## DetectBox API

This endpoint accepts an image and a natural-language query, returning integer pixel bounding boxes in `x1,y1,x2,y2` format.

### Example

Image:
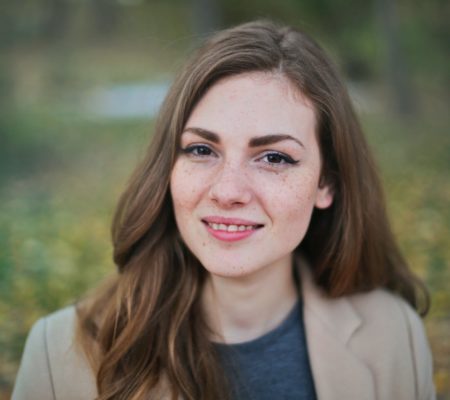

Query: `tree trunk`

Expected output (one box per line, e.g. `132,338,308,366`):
375,0,417,116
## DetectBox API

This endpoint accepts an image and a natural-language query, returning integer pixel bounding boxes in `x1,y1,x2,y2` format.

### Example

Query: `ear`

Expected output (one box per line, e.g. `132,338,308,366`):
314,180,334,209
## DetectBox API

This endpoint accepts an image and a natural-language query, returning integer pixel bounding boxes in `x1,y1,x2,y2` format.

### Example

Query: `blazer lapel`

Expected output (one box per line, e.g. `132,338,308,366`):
299,262,376,400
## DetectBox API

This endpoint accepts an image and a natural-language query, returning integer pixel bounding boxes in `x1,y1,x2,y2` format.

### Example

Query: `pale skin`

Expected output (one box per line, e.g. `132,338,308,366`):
170,72,333,344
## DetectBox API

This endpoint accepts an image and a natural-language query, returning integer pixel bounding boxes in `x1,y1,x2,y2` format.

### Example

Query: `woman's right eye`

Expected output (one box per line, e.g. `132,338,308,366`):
181,144,215,157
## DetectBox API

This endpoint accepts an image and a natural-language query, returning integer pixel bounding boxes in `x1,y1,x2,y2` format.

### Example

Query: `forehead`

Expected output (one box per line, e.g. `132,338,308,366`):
184,72,317,144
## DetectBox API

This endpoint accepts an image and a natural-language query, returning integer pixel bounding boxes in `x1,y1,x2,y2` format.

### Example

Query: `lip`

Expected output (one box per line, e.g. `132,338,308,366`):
201,216,264,242
202,216,263,225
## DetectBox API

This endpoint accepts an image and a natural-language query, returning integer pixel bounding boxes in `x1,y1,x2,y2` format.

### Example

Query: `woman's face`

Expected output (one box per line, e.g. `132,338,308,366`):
170,72,333,279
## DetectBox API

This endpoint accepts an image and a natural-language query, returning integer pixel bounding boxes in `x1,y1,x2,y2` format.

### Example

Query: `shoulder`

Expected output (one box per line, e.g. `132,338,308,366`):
348,287,422,330
348,288,429,347
347,289,435,400
12,306,97,400
35,306,77,346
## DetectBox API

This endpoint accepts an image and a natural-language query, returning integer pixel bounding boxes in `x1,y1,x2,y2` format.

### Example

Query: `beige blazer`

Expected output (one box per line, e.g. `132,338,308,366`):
12,266,435,400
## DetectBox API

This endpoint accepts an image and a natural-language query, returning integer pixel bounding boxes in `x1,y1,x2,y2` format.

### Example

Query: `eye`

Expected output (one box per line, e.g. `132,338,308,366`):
181,144,216,158
258,151,299,166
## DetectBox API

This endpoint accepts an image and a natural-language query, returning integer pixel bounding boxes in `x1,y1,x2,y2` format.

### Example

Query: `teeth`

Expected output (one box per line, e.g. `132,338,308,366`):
207,222,258,232
228,225,238,232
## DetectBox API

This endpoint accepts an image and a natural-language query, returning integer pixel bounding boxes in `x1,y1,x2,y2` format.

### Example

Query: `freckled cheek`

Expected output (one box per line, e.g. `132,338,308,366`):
170,165,208,210
264,174,319,222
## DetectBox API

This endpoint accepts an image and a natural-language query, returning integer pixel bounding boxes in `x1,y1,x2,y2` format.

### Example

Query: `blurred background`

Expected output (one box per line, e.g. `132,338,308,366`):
0,0,449,398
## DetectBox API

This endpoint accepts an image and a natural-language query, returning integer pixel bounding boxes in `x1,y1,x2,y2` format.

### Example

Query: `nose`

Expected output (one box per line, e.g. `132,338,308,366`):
208,162,253,208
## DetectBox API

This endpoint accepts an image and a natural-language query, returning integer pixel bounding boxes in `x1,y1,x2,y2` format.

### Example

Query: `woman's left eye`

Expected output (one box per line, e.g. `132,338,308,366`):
258,152,299,165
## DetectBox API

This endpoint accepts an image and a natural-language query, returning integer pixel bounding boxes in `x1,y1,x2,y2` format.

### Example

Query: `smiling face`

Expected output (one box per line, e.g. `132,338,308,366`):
170,72,333,279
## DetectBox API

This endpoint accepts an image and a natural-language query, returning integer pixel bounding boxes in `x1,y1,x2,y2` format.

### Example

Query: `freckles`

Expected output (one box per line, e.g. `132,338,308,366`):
172,164,207,207
181,165,193,175
174,186,197,208
293,183,314,203
270,173,318,219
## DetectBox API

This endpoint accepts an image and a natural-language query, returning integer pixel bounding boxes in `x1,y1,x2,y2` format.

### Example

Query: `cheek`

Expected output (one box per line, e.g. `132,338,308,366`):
170,162,206,211
263,171,320,223
170,164,191,211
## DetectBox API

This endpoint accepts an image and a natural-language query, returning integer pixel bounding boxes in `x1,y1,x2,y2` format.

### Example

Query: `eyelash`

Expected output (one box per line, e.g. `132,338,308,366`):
181,144,215,157
180,144,299,166
257,151,299,165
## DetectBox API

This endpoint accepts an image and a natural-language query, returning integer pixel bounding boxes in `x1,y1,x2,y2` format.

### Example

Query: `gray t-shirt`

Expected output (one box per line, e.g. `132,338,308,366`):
214,300,316,400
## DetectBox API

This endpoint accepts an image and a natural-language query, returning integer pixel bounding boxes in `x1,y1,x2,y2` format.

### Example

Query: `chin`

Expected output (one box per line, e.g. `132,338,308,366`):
199,259,259,279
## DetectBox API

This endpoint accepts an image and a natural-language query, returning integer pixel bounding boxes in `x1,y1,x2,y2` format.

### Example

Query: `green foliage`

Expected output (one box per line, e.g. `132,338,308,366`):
0,109,153,394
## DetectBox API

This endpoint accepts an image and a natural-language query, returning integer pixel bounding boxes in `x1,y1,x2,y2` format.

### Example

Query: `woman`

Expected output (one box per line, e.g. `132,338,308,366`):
13,20,434,400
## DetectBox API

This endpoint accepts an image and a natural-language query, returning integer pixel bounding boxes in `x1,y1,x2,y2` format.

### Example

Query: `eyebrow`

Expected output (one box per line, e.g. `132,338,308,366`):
249,134,304,148
182,127,305,148
183,127,220,143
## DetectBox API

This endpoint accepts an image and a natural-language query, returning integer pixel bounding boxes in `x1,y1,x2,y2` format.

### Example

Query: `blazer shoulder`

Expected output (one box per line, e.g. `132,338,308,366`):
349,286,407,310
45,305,78,328
348,289,435,400
43,306,79,357
348,289,428,339
12,306,97,400
396,297,436,400
348,288,428,352
12,315,56,400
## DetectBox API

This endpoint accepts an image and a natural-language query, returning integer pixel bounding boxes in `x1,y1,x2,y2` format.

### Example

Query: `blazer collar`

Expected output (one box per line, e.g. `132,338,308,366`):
297,256,376,400
299,260,361,345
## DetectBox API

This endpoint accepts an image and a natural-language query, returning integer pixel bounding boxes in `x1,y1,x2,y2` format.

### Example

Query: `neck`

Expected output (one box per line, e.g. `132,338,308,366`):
202,255,298,344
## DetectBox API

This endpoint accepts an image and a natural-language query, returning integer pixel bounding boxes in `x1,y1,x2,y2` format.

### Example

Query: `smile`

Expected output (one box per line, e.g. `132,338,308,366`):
201,217,264,242
206,222,257,232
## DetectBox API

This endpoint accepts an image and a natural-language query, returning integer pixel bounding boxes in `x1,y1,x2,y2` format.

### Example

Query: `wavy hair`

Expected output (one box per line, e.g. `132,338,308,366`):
77,20,429,400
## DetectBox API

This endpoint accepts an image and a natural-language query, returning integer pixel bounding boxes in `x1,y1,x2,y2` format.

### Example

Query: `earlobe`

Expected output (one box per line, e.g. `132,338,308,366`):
315,184,334,209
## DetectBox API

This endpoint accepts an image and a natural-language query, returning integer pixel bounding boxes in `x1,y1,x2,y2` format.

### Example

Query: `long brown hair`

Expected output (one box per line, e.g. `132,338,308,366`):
77,20,429,400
